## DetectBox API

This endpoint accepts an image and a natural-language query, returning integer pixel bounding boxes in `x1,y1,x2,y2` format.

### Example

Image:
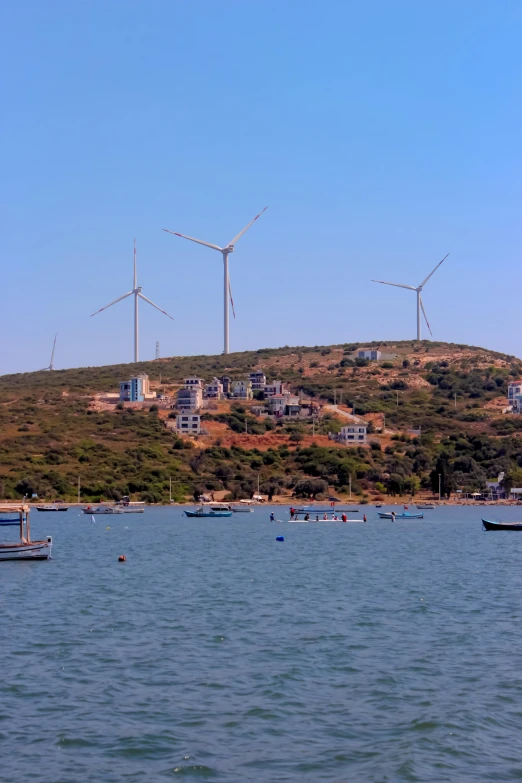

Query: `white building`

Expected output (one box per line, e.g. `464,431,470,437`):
249,371,266,391
358,350,382,361
267,393,300,416
232,380,253,399
119,373,154,402
265,380,286,397
184,377,205,390
508,381,522,412
204,378,223,399
337,423,367,444
176,414,201,434
176,386,203,411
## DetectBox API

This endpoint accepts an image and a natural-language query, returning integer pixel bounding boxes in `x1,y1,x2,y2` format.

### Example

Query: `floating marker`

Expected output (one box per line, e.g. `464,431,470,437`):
276,536,284,542
118,555,126,562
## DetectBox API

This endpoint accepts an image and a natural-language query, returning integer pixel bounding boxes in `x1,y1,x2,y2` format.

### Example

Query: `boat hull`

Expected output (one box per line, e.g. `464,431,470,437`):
379,512,424,519
482,519,522,531
0,537,52,561
82,507,144,515
185,511,233,518
36,507,68,512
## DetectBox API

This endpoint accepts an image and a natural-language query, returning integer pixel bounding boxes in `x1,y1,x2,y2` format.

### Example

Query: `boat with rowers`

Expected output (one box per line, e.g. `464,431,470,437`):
0,503,52,561
378,511,424,519
185,504,233,518
482,519,522,531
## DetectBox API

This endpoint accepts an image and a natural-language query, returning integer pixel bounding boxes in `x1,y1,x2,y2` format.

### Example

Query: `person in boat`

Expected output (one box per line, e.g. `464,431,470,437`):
304,513,310,521
333,514,338,520
270,512,275,522
315,515,319,522
363,514,367,523
289,507,295,519
342,513,347,522
323,513,328,520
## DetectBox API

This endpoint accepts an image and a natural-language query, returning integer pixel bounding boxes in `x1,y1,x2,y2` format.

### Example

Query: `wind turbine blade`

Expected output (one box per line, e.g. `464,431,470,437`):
420,253,449,287
228,206,268,246
228,276,236,319
138,292,174,320
50,334,57,366
162,229,222,252
90,291,133,317
420,296,433,336
371,280,416,291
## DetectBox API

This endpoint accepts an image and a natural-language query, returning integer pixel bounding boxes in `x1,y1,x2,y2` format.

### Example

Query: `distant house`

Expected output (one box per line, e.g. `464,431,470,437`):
486,472,505,499
176,386,202,412
204,378,223,399
119,373,153,402
265,380,286,397
184,376,205,390
176,414,201,435
508,381,522,412
358,350,382,361
267,394,300,417
335,422,367,444
220,376,232,396
249,371,266,391
232,380,253,399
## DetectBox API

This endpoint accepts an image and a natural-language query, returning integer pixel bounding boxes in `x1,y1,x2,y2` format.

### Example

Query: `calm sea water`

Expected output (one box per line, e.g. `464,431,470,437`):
2,504,522,782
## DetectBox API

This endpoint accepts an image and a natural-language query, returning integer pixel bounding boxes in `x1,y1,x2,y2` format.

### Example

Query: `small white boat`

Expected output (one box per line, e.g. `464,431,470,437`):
231,506,254,513
0,503,52,561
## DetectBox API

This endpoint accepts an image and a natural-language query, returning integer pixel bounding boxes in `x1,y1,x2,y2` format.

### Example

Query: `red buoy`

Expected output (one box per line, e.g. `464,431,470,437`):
118,555,126,562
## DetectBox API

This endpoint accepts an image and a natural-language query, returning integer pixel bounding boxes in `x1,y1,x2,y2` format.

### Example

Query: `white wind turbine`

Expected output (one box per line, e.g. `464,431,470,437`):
371,254,449,340
91,240,174,363
40,334,57,371
163,206,267,354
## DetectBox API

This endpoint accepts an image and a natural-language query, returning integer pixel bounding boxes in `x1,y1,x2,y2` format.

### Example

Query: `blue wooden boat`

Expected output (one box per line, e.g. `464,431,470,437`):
0,518,22,526
185,505,233,518
482,518,522,531
378,511,424,519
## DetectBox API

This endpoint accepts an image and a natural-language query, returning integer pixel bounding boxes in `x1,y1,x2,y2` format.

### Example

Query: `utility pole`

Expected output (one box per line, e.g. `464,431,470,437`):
454,392,457,408
396,390,399,407
169,476,172,503
339,390,342,406
383,414,385,432
438,473,442,501
334,389,337,405
156,341,160,360
77,476,80,504
349,475,352,500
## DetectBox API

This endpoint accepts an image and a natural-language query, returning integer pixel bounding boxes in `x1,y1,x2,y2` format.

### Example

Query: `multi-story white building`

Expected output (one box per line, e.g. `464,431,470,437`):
119,373,154,402
508,381,522,412
176,414,201,434
232,380,253,399
267,393,300,416
337,424,367,443
249,371,266,391
204,378,224,399
264,380,286,397
184,377,205,390
176,386,203,412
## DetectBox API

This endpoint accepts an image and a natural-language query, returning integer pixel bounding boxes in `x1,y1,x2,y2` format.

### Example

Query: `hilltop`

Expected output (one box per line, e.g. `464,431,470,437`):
1,340,522,503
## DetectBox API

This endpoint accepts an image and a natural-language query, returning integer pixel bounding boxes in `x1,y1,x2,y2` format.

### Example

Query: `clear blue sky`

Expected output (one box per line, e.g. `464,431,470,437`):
1,0,520,373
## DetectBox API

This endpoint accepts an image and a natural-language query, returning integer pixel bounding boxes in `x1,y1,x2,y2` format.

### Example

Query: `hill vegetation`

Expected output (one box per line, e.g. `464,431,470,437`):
1,340,522,503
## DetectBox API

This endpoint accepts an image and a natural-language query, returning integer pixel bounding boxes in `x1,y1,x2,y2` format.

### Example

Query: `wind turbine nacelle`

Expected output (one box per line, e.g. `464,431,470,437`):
224,245,235,254
136,286,142,293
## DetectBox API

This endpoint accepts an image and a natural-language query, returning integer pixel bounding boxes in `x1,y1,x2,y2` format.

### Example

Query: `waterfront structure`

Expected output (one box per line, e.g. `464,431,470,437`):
91,239,174,363
204,378,224,399
176,414,201,434
371,253,449,340
232,380,253,399
358,349,381,361
119,373,153,402
249,371,266,391
508,381,522,412
163,207,268,354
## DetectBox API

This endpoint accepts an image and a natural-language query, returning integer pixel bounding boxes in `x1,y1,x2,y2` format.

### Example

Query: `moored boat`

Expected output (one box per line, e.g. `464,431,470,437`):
185,504,233,518
416,504,435,510
378,511,424,519
482,518,522,531
82,505,144,515
0,503,52,561
36,504,69,512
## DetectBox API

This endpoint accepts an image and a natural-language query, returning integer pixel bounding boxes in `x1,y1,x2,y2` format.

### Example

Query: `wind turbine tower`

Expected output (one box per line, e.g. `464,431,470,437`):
163,207,267,354
371,254,449,340
91,240,174,363
40,334,57,371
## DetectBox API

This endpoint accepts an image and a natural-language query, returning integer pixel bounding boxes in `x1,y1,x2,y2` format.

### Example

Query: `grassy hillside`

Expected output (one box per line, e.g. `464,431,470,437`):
1,340,522,503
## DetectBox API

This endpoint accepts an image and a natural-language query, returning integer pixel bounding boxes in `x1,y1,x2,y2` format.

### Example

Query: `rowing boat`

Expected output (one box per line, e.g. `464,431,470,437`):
482,519,522,531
